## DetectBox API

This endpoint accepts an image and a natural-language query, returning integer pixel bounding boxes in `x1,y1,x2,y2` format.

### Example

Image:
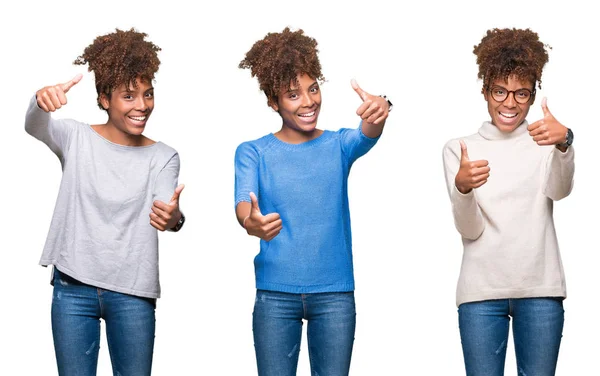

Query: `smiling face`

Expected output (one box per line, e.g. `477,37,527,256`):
270,73,322,142
99,77,154,144
484,75,535,132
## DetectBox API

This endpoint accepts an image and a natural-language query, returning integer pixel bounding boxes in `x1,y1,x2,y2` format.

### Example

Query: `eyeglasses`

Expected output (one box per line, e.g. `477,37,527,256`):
487,85,535,104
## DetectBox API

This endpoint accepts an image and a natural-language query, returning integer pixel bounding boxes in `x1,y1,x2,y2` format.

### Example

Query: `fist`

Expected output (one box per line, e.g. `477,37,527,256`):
36,74,83,112
352,79,390,125
527,98,568,147
244,192,283,242
455,140,490,194
150,184,185,231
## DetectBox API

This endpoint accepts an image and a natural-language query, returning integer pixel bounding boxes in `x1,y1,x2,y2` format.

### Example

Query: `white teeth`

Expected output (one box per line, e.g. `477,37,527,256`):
500,112,517,118
298,111,315,117
129,116,146,121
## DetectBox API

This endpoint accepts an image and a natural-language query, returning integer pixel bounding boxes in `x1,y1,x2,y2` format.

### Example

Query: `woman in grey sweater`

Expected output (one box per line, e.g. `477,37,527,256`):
26,28,184,376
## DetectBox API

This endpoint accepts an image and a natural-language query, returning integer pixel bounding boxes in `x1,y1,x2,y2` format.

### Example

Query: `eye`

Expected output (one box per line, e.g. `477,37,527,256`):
310,86,319,93
145,91,154,99
123,94,133,100
288,93,298,100
492,88,506,96
515,90,529,98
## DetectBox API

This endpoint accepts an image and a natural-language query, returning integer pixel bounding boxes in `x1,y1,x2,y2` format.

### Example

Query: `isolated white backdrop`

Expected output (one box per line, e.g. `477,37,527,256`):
0,0,597,374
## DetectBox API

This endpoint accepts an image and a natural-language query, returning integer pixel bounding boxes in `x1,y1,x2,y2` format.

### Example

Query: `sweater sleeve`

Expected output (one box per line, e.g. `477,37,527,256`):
153,153,180,204
24,94,76,165
542,146,574,201
442,140,485,240
234,141,260,207
339,122,380,166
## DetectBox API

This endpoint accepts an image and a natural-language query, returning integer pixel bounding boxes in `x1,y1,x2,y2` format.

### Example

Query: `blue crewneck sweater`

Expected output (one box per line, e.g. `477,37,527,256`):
234,125,378,293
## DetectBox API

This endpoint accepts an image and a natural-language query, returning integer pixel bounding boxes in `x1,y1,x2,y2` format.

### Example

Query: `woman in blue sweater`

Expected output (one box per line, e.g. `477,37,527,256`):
234,27,391,376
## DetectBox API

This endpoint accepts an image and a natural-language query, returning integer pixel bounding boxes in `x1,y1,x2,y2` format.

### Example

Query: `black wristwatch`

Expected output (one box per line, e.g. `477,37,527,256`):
380,95,393,112
169,213,185,232
558,128,573,148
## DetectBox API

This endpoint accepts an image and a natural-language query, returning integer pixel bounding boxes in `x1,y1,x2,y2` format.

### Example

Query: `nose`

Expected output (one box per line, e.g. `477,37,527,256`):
503,92,517,108
135,96,149,112
301,93,315,107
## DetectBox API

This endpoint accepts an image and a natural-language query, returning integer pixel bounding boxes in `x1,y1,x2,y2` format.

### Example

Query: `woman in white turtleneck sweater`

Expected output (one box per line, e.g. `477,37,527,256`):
442,28,574,376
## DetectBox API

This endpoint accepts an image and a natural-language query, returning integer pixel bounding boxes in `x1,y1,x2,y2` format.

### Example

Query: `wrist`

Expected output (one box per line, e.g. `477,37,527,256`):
557,128,573,149
555,144,568,153
169,212,185,232
455,183,472,195
379,95,393,112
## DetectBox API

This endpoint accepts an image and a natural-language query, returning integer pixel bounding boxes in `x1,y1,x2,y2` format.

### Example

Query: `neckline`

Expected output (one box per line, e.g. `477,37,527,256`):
478,120,529,140
266,130,330,150
87,124,158,149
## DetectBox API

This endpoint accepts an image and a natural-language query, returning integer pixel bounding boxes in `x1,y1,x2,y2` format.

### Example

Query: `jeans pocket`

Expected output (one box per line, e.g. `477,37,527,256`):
53,267,84,287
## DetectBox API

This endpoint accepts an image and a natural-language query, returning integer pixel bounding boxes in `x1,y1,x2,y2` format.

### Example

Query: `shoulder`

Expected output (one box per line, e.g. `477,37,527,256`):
235,134,272,156
443,131,481,152
334,125,358,137
442,138,460,154
153,141,179,162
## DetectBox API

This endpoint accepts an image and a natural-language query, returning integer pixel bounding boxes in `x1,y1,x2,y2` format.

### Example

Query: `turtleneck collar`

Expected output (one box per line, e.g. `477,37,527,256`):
478,120,529,140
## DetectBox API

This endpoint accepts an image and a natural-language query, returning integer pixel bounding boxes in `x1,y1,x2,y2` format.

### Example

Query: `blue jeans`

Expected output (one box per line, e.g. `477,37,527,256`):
253,289,356,376
459,298,564,376
51,268,156,376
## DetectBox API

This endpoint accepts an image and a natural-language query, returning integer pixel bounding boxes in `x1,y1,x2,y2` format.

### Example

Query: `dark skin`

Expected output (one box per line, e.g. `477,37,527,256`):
235,76,390,240
455,78,569,195
36,74,183,231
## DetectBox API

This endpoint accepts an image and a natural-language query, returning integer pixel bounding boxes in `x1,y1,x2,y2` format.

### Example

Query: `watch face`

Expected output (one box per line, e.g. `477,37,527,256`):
560,129,573,148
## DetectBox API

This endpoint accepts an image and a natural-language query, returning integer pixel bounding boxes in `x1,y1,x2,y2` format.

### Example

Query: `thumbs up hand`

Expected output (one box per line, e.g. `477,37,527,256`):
36,74,83,112
150,184,185,231
454,140,490,194
352,79,390,126
243,192,282,241
527,98,569,148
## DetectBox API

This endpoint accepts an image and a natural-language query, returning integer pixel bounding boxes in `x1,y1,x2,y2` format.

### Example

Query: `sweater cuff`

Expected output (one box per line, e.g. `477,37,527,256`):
358,121,381,141
27,94,50,119
452,184,476,201
553,144,574,160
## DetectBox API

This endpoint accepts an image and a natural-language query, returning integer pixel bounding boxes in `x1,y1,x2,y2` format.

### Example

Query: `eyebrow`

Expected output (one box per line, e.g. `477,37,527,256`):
285,81,318,93
492,85,532,91
118,86,154,94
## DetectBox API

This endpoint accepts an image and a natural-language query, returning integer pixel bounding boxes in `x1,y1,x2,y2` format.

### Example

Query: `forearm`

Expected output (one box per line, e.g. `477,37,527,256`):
361,119,385,138
543,146,575,201
450,186,485,240
236,202,251,228
443,143,484,240
25,95,51,139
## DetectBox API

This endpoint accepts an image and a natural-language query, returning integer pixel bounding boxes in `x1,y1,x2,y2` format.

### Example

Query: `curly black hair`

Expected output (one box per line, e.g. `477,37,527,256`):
474,28,550,90
74,28,161,110
239,27,325,106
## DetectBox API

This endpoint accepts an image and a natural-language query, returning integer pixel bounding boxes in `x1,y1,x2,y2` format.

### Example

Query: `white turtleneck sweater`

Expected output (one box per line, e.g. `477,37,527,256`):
442,121,574,307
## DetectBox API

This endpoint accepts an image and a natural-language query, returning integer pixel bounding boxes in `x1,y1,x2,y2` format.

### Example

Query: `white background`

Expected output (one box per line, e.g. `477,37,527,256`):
1,0,597,374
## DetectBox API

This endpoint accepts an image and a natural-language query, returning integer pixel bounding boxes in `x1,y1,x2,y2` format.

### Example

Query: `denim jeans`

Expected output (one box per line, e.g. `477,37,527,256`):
253,289,356,376
458,297,564,376
51,267,156,376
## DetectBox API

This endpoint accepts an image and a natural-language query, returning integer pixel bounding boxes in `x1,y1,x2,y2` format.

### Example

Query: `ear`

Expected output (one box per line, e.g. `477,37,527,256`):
99,93,110,110
268,97,279,112
482,87,489,102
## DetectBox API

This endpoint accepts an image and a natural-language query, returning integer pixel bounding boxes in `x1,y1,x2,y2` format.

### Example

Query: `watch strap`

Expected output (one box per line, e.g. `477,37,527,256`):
558,128,573,148
380,95,393,112
170,213,185,232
